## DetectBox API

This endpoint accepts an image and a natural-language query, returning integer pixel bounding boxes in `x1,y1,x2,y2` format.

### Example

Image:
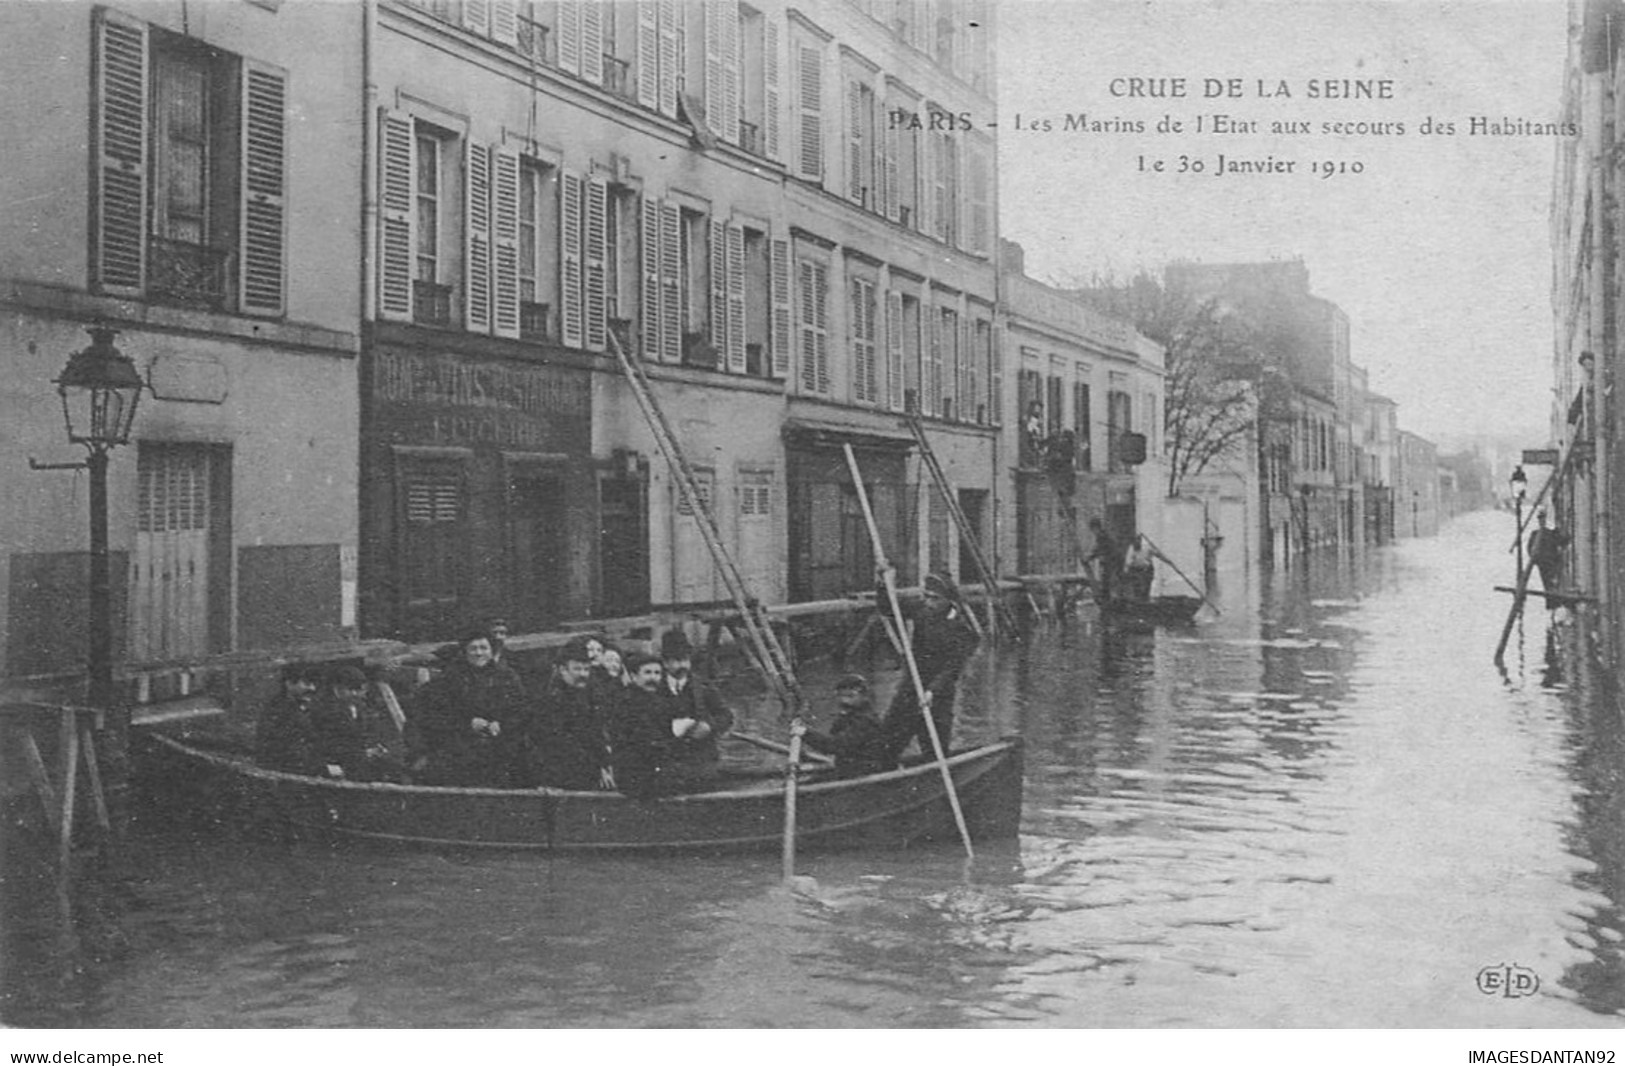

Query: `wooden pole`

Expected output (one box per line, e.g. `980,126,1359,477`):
1141,533,1222,615
843,444,974,859
781,731,803,880
1494,553,1541,666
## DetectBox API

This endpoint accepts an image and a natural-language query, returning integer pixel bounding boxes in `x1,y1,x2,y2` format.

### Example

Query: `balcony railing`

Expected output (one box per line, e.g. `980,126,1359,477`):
148,237,232,309
738,120,761,155
413,280,453,326
602,55,633,99
521,300,551,341
517,18,552,66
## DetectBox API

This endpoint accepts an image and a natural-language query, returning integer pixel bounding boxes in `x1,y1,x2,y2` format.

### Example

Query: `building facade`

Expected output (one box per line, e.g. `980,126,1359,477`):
0,1,362,690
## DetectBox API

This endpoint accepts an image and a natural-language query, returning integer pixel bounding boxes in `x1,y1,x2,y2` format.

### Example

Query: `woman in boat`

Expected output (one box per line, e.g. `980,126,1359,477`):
409,629,531,787
878,572,980,764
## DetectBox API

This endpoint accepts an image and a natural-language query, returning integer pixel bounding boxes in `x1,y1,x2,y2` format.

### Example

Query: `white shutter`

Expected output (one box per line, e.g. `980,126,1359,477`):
990,324,1004,425
709,217,728,359
558,0,581,75
769,236,791,379
637,1,659,109
928,306,944,416
886,290,904,411
658,0,679,119
581,0,604,85
461,0,491,37
560,171,584,348
763,17,781,161
463,140,493,333
933,130,949,241
725,223,746,373
798,260,817,394
794,42,822,182
490,0,519,47
846,79,864,204
918,120,935,238
239,60,287,316
491,146,520,339
722,1,740,146
659,200,682,363
93,8,148,296
968,138,990,256
641,196,662,359
704,3,725,140
378,108,416,322
584,175,608,350
851,278,877,405
814,262,830,394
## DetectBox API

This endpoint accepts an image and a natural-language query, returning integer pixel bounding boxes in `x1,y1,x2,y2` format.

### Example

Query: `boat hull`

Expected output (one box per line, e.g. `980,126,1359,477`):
138,732,1024,854
1100,595,1204,627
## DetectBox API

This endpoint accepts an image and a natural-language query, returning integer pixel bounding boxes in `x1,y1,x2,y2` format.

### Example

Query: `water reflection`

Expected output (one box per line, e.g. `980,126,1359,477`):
11,511,1625,1026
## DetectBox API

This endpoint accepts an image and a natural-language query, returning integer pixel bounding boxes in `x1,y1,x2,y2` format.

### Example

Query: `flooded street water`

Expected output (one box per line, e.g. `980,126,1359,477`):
9,509,1625,1028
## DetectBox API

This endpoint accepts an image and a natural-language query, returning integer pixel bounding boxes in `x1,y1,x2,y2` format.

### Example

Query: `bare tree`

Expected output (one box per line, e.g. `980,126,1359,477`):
1071,269,1292,497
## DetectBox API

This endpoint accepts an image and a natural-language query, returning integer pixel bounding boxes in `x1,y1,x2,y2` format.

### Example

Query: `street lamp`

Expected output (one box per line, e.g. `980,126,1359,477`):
1510,465,1528,579
43,326,144,822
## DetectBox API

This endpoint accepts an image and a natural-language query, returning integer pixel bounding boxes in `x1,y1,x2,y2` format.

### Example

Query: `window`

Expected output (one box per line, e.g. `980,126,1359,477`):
414,130,452,325
797,257,830,395
743,227,770,375
641,196,683,363
892,97,920,228
91,11,286,315
900,293,922,412
740,6,778,158
846,77,877,207
791,35,824,182
1046,371,1064,437
399,457,467,626
850,275,879,404
519,160,559,339
932,307,957,419
931,127,959,244
679,206,711,364
1073,377,1092,471
606,183,637,348
977,319,998,425
1108,388,1134,473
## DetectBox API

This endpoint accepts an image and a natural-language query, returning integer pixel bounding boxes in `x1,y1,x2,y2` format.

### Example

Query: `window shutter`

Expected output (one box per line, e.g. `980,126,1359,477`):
814,262,830,394
725,222,746,373
886,290,903,411
659,199,682,363
377,108,416,322
722,2,740,146
991,325,1004,426
560,171,584,348
637,1,659,108
709,217,728,359
918,119,935,238
558,0,582,76
640,195,661,359
798,260,816,393
852,278,877,405
769,236,791,379
461,0,491,38
763,17,781,161
658,0,679,118
968,139,989,256
239,60,287,316
490,0,519,47
92,8,148,296
584,175,608,350
581,1,604,85
463,140,493,333
962,315,976,422
928,307,944,416
847,80,864,204
933,130,949,241
491,145,521,339
795,43,822,182
879,94,897,220
704,3,725,141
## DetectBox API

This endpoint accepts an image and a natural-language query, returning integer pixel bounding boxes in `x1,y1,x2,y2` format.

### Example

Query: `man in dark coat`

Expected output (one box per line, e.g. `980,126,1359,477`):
607,651,675,798
658,629,735,791
411,629,531,787
529,637,615,790
1528,510,1570,609
795,673,889,777
255,662,323,774
309,664,409,782
1086,517,1125,602
878,572,980,764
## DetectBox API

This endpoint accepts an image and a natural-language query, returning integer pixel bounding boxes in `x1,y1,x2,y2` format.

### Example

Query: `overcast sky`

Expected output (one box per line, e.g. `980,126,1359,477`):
996,0,1569,447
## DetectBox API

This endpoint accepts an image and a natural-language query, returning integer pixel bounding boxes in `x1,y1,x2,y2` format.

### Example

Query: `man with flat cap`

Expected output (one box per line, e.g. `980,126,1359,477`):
794,673,889,777
879,571,980,764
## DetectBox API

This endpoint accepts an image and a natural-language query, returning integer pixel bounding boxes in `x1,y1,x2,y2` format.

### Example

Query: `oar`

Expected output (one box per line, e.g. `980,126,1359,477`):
1142,533,1222,615
729,731,834,766
782,728,803,880
842,443,974,859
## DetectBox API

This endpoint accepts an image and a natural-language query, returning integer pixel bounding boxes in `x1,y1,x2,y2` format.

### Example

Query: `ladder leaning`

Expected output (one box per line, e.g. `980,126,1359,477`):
605,331,806,719
903,412,1019,638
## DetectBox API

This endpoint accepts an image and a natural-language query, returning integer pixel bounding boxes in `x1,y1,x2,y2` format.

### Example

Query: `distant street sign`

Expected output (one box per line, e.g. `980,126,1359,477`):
1522,449,1559,465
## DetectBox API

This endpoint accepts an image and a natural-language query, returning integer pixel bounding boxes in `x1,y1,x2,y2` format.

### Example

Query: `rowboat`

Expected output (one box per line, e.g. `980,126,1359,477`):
1099,594,1205,627
136,731,1024,853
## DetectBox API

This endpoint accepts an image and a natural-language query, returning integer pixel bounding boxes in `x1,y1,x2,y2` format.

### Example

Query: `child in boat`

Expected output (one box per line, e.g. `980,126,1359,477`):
793,673,889,777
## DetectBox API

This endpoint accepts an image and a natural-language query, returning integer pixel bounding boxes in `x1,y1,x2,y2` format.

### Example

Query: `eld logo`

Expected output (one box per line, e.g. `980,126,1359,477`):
1476,963,1540,998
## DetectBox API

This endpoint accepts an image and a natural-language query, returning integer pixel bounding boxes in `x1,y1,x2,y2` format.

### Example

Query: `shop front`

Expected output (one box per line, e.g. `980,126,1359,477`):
784,423,915,603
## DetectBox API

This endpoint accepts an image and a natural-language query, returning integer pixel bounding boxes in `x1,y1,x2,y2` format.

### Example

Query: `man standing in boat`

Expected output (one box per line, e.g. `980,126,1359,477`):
878,572,980,765
1123,534,1156,603
1086,517,1125,602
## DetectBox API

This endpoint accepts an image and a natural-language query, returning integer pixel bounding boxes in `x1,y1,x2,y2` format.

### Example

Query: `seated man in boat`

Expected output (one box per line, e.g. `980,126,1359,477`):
310,665,409,782
528,637,615,791
255,662,323,774
792,673,889,778
878,572,981,765
658,629,735,790
409,629,531,787
609,645,732,798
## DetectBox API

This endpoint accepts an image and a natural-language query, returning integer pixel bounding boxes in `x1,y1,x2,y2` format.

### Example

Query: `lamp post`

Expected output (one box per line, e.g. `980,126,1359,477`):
1510,465,1528,580
45,326,144,833
1412,490,1419,537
